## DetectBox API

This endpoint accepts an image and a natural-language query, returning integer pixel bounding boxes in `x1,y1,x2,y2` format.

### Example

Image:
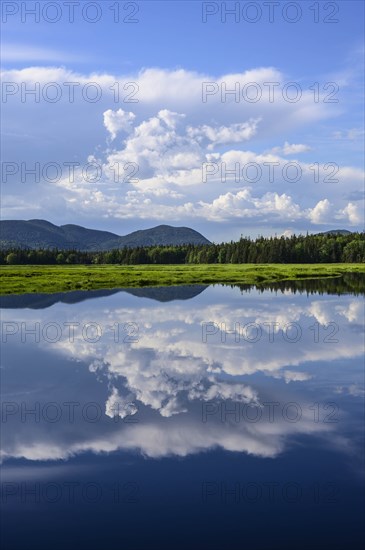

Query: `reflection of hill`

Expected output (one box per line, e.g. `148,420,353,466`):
0,289,120,309
0,285,209,309
124,285,208,302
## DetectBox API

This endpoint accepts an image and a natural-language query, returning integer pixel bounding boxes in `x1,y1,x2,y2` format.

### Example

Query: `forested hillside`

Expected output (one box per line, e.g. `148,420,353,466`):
1,232,364,264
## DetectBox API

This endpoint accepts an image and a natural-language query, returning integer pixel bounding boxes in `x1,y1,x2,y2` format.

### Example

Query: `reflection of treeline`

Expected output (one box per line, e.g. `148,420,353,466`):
230,272,365,296
1,232,364,265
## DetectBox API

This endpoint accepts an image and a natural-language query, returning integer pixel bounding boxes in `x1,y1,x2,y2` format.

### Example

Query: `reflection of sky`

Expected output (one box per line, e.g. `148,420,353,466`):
1,285,364,466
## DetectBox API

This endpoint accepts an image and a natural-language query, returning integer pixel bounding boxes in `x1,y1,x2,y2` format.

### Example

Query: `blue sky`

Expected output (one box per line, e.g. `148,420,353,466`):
1,0,364,241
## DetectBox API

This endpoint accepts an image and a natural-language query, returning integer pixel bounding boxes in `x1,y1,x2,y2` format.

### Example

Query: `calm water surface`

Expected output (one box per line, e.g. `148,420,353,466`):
1,280,364,549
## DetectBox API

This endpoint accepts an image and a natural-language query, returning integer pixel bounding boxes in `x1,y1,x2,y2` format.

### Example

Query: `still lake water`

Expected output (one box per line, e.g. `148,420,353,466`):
1,279,364,549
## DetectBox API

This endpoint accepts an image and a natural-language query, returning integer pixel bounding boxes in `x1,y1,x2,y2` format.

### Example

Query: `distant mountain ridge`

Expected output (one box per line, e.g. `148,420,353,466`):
0,219,211,250
318,229,352,236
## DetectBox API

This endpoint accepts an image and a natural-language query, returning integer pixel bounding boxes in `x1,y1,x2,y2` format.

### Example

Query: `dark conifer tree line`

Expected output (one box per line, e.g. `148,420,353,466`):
1,232,364,265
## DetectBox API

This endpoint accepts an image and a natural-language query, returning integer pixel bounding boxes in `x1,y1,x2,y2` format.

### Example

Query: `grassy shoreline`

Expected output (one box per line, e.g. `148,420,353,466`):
0,264,364,295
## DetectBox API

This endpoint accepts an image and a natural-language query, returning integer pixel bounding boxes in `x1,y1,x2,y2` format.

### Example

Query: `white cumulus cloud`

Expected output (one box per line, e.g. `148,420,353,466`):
103,108,136,140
